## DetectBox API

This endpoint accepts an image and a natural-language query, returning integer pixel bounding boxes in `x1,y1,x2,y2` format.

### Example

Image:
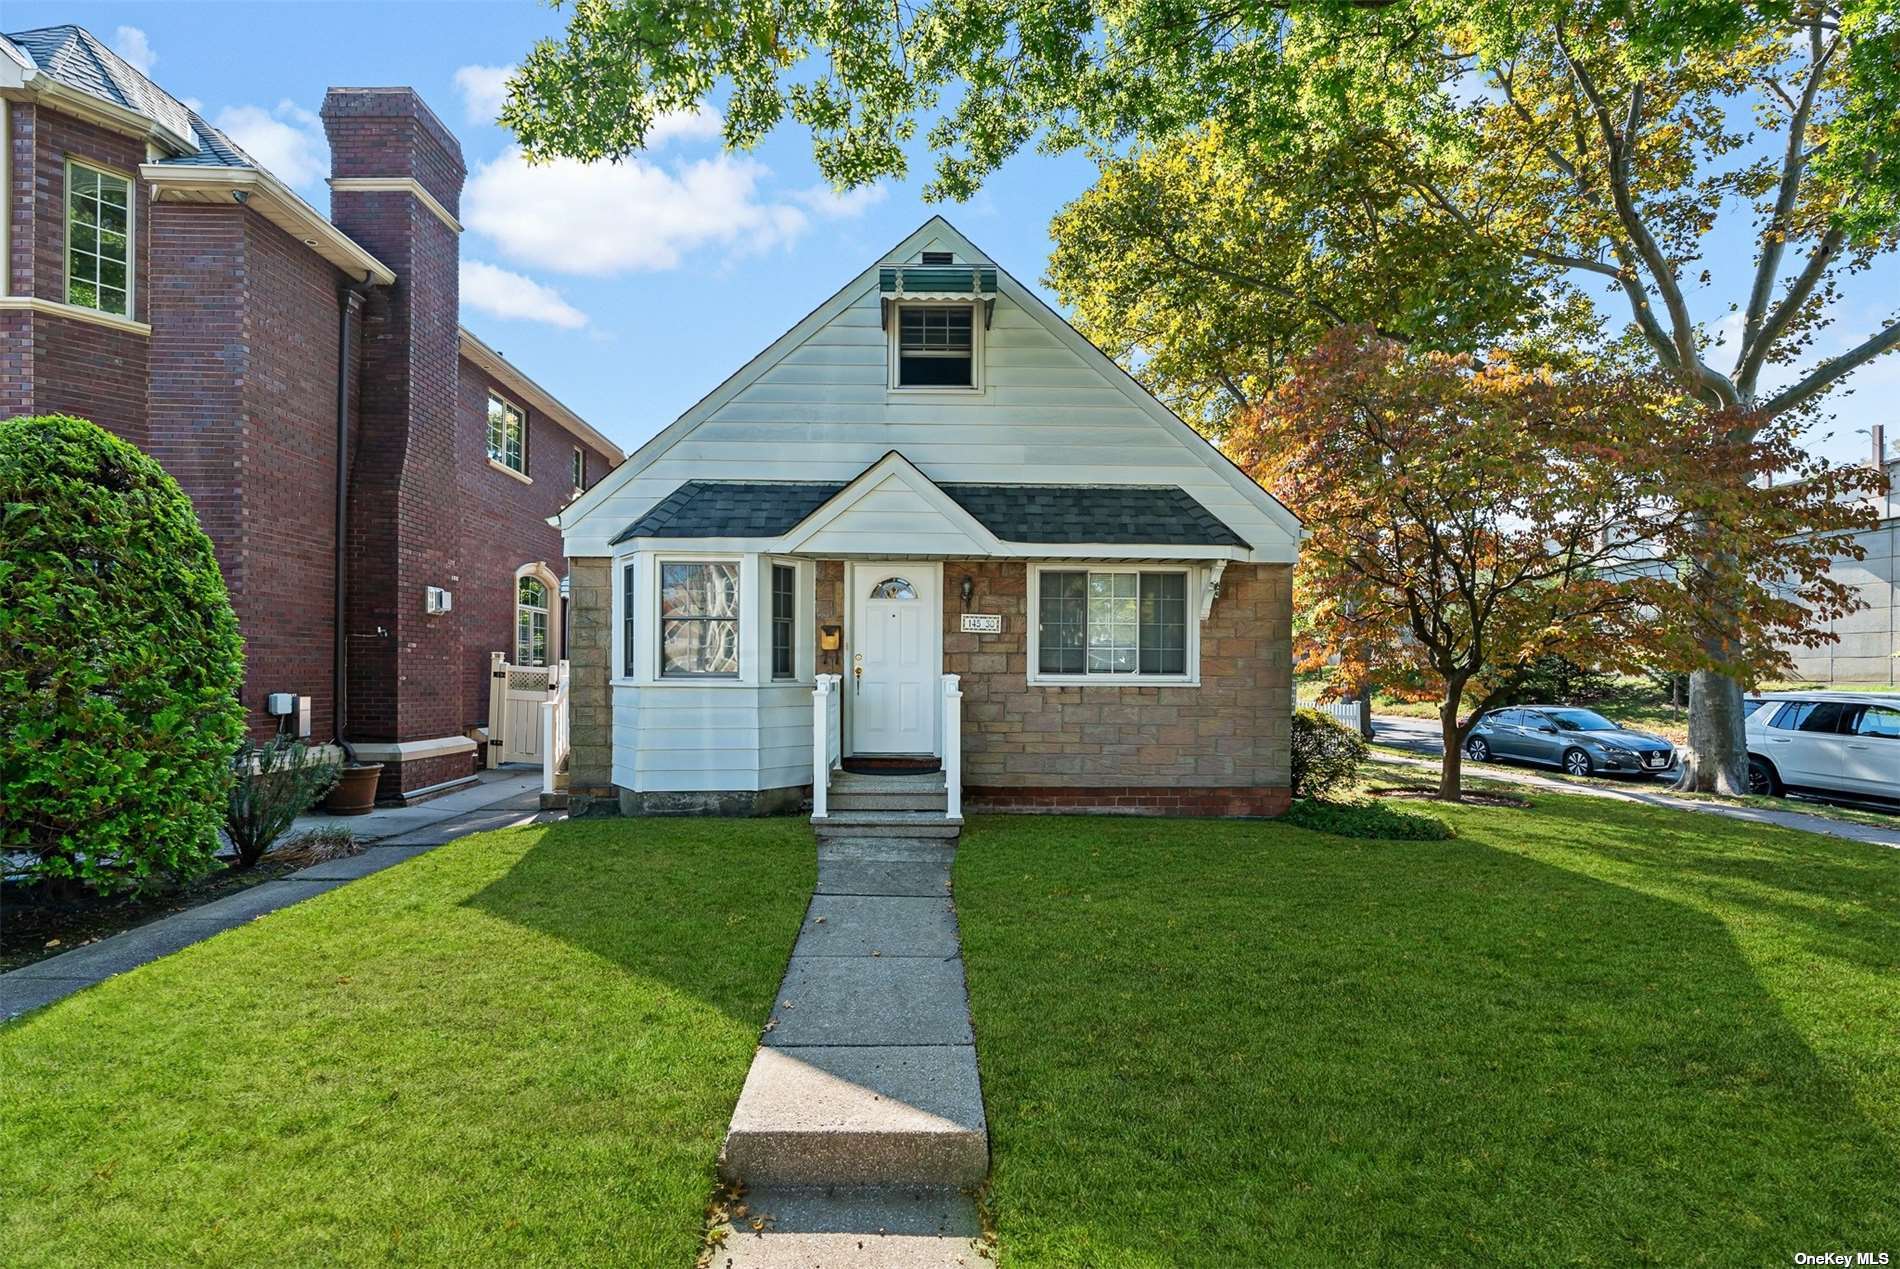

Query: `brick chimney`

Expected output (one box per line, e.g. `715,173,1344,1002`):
320,88,468,796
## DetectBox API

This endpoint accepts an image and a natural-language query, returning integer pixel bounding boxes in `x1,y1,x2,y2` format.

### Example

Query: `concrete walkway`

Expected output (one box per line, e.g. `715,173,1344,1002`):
2,769,551,1020
1369,717,1900,849
711,836,988,1268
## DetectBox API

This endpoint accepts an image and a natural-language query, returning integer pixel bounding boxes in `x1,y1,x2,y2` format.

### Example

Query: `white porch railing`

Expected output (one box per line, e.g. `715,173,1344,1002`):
541,658,570,796
942,673,963,821
811,674,843,817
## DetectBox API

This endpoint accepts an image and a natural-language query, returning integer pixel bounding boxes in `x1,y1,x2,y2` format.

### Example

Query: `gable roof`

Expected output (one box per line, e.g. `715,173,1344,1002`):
555,216,1302,557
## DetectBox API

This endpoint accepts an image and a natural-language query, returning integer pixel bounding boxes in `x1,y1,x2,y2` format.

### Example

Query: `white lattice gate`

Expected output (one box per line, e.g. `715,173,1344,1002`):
488,652,558,766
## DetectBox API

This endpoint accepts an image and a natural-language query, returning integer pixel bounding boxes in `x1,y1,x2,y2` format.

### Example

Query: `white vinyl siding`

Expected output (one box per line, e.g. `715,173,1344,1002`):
563,259,1295,560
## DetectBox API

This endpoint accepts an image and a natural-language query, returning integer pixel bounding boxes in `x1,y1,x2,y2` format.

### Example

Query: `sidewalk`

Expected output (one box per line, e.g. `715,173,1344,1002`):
3,768,552,1020
1368,745,1900,850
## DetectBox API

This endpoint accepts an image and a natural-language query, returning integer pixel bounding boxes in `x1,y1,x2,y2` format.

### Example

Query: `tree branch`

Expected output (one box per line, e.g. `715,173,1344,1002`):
1759,317,1900,418
1738,28,1839,388
1740,226,1844,396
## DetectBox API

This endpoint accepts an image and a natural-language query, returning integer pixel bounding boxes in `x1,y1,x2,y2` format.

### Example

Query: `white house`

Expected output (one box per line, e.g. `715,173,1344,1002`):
555,217,1300,818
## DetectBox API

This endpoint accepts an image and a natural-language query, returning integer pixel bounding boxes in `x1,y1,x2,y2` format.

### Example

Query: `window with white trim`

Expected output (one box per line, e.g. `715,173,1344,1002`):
1036,569,1189,678
895,305,974,388
658,560,740,677
487,393,526,473
771,564,796,679
516,575,550,666
67,161,132,317
571,446,586,491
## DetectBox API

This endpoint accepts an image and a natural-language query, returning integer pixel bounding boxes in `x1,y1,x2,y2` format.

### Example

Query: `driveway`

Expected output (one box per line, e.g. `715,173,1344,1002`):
1369,715,1900,849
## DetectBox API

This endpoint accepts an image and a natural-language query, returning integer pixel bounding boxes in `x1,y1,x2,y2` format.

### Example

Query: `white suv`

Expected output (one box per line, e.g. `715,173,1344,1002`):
1745,691,1900,802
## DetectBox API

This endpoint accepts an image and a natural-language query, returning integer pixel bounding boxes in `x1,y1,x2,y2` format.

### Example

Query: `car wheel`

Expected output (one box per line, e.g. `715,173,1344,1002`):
1562,748,1593,777
1465,737,1491,762
1747,756,1783,797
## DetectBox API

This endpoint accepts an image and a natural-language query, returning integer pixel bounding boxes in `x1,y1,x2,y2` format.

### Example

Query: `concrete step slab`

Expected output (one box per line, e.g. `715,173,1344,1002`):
767,957,973,1047
814,813,960,841
795,896,958,958
829,791,950,812
711,1187,984,1267
817,838,956,862
816,857,952,898
722,1047,987,1186
830,774,947,793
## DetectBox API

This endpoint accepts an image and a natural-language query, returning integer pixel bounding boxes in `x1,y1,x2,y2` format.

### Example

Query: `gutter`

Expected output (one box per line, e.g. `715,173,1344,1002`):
334,284,369,761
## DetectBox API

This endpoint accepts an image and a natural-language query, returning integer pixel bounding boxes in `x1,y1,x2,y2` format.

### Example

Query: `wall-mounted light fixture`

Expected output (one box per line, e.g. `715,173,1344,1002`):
960,575,975,610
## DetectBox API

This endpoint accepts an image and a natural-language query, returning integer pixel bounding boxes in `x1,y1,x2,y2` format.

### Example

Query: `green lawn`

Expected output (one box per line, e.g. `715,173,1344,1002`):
956,798,1900,1266
0,818,813,1268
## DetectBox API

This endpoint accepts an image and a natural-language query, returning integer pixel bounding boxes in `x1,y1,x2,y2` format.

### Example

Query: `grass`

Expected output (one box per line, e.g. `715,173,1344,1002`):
0,818,813,1268
955,797,1900,1266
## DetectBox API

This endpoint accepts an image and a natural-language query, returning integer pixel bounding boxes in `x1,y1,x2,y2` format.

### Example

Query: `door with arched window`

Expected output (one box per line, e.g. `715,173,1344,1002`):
850,563,939,755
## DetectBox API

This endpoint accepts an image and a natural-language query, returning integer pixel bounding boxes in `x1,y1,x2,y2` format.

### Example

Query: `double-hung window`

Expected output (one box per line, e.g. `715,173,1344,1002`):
67,162,132,317
487,393,526,474
658,561,740,677
896,305,974,388
771,564,797,680
1036,569,1189,680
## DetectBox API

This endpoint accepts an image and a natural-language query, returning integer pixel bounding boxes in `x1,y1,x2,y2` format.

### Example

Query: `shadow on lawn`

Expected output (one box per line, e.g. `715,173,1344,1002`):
957,812,1900,1265
457,818,814,1029
1525,797,1900,976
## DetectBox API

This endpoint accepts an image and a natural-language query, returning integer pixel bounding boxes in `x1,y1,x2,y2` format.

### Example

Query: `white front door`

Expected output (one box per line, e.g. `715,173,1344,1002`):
850,565,939,755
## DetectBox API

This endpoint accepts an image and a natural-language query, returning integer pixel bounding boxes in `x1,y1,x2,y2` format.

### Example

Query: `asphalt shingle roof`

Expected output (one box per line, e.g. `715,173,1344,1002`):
942,484,1249,547
612,479,1250,548
4,25,256,170
612,481,847,543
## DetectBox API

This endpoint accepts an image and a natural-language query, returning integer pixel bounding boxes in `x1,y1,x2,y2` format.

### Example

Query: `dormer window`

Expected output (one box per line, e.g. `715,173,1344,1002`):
896,306,974,388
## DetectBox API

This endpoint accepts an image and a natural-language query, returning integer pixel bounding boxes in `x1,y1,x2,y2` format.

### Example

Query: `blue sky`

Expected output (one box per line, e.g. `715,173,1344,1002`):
12,3,1896,467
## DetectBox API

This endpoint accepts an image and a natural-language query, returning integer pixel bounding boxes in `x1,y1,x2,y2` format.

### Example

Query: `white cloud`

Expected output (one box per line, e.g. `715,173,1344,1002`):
460,260,590,330
465,147,808,274
213,100,327,190
111,26,157,75
453,64,514,125
647,105,724,146
794,182,888,218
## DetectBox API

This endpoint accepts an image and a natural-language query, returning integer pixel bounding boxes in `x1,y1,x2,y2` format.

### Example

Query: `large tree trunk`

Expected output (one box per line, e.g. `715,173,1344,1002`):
1677,668,1750,793
1438,699,1464,801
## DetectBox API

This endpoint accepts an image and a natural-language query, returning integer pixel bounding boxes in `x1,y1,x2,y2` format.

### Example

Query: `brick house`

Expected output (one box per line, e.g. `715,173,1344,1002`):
555,218,1298,819
1,25,622,802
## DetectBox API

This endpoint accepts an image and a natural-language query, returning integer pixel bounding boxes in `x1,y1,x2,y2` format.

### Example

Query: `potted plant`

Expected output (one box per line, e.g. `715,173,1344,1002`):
324,758,384,816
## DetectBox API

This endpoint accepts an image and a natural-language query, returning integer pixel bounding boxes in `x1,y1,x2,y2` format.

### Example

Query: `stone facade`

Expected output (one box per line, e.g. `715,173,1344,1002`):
566,556,1294,817
565,556,616,814
947,561,1292,815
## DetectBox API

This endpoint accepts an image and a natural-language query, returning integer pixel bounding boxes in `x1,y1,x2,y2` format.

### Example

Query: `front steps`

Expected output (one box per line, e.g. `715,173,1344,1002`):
814,771,960,841
714,833,987,1265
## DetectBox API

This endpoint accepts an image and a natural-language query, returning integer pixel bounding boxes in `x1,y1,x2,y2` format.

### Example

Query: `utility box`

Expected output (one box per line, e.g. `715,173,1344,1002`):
426,586,453,615
265,693,313,738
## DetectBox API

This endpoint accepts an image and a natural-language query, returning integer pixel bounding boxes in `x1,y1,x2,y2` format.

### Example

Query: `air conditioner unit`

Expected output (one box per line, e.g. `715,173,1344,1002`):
425,586,453,615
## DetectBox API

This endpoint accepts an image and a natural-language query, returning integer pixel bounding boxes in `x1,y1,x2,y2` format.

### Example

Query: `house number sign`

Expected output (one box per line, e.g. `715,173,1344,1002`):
961,614,1003,634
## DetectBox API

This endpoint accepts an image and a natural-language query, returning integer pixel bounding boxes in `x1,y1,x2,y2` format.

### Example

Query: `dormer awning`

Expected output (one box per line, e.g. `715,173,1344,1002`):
879,264,998,329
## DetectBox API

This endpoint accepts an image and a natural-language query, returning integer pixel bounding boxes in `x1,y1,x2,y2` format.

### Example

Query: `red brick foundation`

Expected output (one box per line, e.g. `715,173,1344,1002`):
965,784,1292,817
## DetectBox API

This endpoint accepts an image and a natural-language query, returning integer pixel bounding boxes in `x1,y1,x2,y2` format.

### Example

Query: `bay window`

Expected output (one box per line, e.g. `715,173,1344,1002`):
1034,568,1191,681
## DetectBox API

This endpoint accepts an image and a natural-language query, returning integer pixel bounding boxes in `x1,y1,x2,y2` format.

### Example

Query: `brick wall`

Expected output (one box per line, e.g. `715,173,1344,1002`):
454,359,618,730
948,560,1293,815
322,87,469,795
5,102,150,442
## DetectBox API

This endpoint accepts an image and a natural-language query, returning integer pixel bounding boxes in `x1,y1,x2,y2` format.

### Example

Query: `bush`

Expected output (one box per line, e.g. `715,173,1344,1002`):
227,738,341,867
1283,798,1455,841
0,415,246,893
1290,708,1368,800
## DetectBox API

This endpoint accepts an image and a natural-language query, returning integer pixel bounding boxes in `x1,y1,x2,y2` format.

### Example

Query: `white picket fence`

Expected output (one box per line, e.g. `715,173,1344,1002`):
1296,691,1368,734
